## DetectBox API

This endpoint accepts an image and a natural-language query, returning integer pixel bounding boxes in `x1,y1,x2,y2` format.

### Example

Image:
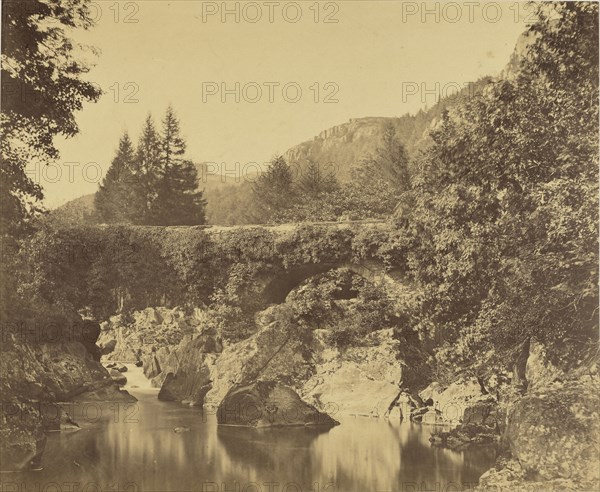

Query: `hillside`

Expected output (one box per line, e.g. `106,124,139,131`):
283,79,492,183
53,73,499,226
48,193,97,225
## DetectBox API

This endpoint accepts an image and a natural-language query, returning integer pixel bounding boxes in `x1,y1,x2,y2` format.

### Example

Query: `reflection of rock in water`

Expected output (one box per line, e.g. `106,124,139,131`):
397,429,497,490
217,425,329,473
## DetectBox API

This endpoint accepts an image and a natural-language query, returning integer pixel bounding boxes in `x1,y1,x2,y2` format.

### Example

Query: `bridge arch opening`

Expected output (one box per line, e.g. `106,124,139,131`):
261,262,402,305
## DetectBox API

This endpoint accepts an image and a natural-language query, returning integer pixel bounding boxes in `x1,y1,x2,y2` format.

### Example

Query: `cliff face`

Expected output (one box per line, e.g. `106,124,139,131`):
283,116,430,182
282,77,492,183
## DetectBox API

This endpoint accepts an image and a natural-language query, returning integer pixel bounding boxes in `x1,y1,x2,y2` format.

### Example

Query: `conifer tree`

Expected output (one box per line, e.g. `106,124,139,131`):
152,107,206,225
252,156,295,219
132,115,162,223
297,159,339,199
95,132,136,223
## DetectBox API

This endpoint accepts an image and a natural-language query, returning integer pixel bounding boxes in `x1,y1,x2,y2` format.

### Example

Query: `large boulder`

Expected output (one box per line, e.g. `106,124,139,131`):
151,346,182,388
506,379,600,482
99,339,117,356
143,353,162,379
109,369,127,386
217,381,339,428
157,335,216,405
0,334,135,403
204,306,312,407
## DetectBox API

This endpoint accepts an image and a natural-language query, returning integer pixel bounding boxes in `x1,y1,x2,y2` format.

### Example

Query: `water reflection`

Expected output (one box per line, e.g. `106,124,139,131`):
6,390,496,492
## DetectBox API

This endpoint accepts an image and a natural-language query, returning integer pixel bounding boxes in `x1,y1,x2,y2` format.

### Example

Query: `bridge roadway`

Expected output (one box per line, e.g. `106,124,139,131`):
167,219,390,234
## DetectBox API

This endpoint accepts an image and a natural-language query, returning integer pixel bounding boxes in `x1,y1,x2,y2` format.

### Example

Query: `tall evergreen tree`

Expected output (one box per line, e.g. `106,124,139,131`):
297,159,339,199
363,123,411,192
252,156,295,219
95,132,136,223
161,105,186,169
151,107,206,225
132,115,162,224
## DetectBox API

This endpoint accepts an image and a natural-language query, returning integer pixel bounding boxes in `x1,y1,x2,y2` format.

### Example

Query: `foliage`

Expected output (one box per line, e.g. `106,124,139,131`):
286,268,402,349
251,156,295,221
95,133,136,223
95,107,207,226
272,128,411,223
18,223,404,322
1,0,102,236
397,2,599,383
296,159,339,199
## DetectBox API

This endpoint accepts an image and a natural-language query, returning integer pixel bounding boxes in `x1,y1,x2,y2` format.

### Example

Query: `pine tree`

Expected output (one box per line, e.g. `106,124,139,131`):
161,105,186,169
151,107,206,225
95,132,136,223
364,123,411,192
132,115,162,224
252,156,295,218
297,159,339,199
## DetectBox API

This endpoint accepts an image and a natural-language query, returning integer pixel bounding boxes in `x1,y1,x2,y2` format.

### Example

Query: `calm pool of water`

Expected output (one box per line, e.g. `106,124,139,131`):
4,370,496,492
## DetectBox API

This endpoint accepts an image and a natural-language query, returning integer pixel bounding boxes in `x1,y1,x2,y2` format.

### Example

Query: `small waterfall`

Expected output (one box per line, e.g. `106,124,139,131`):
122,363,156,391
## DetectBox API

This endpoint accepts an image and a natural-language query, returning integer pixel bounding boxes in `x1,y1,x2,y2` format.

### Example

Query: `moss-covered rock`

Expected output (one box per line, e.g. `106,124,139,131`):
506,379,599,482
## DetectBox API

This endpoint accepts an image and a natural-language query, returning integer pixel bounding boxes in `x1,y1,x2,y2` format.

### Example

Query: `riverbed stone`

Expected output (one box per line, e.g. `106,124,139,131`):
204,306,312,407
418,379,490,425
506,379,600,482
300,329,403,418
217,381,339,428
109,369,127,386
98,307,197,369
99,339,117,356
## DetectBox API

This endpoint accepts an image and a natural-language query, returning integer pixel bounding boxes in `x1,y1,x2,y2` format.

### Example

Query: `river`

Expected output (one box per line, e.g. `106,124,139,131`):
5,365,496,492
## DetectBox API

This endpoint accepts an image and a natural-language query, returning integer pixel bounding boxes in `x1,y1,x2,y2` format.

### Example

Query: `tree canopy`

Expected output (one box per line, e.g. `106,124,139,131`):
397,1,598,387
1,0,102,236
95,107,207,226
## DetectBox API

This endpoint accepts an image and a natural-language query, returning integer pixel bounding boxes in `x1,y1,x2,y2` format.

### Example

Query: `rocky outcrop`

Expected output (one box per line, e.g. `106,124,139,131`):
98,306,199,365
109,369,127,386
506,378,599,483
417,379,495,426
159,304,413,421
300,329,403,418
99,339,117,356
0,326,134,472
157,334,218,405
204,305,313,407
430,423,500,450
0,333,134,403
417,378,502,451
217,381,339,428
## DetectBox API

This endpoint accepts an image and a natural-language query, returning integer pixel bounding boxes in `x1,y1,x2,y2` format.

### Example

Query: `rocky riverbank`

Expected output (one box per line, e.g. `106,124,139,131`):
96,302,599,491
0,321,135,472
97,307,205,387
150,304,417,423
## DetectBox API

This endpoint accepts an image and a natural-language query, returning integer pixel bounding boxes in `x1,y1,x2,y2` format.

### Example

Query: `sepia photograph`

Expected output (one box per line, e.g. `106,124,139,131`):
0,1,598,491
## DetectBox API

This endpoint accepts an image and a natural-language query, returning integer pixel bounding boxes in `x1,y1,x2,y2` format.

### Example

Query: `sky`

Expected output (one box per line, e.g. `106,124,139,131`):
35,0,528,208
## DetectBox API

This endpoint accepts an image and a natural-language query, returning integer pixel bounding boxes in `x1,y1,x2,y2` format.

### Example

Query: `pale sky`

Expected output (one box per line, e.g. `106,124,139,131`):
35,0,528,208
